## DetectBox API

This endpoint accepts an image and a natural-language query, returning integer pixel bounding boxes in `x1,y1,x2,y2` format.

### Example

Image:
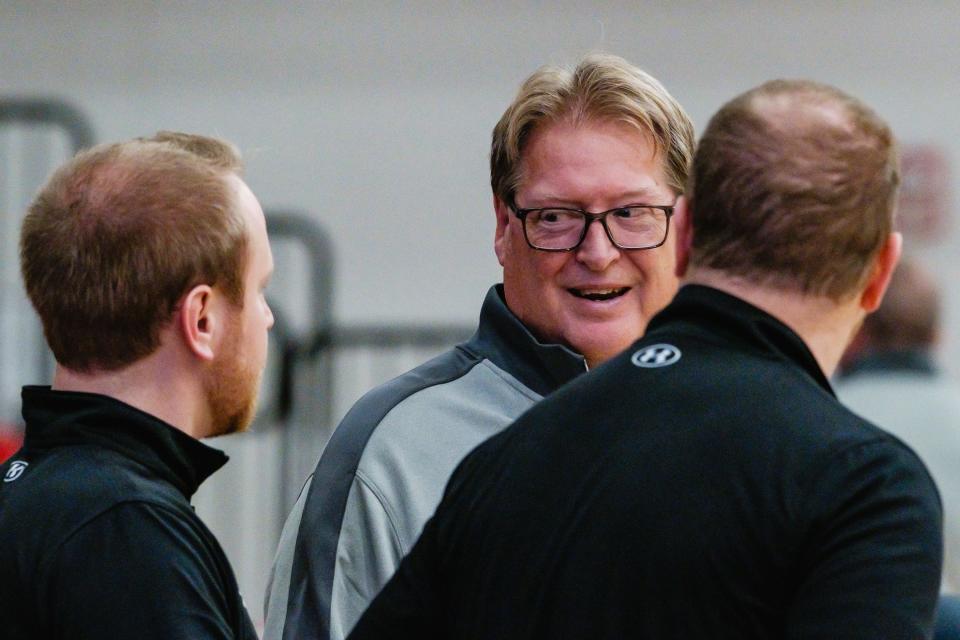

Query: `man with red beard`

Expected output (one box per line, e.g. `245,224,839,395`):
0,132,273,639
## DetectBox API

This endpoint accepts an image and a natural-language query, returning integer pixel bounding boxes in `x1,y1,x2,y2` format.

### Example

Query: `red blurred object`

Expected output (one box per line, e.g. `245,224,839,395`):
0,423,23,463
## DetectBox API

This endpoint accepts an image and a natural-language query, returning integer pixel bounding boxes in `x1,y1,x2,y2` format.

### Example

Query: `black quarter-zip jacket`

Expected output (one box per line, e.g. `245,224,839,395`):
349,285,944,640
0,387,257,639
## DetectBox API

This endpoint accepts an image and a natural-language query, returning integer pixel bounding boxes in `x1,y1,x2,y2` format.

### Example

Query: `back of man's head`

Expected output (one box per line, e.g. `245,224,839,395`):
863,257,940,351
687,79,899,300
490,52,695,205
20,132,246,373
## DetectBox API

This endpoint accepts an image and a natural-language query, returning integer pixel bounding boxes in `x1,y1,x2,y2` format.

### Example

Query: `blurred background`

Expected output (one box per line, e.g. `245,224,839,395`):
1,1,957,629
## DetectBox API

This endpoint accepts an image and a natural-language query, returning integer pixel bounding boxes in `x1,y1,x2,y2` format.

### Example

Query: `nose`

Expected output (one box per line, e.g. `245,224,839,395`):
575,219,620,271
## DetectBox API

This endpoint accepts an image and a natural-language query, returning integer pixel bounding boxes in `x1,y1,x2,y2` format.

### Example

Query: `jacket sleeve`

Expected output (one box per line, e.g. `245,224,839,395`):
346,513,445,640
43,501,254,640
329,473,406,638
786,440,943,639
346,440,498,640
263,472,405,640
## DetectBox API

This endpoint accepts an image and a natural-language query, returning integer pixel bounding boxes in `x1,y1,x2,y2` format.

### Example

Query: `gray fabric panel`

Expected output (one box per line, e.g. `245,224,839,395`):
271,286,587,640
263,475,313,640
327,476,404,639
355,359,541,549
276,346,480,640
328,360,543,636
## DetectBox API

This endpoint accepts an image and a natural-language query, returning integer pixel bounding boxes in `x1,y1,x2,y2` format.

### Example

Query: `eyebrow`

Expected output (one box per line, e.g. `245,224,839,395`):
524,189,672,208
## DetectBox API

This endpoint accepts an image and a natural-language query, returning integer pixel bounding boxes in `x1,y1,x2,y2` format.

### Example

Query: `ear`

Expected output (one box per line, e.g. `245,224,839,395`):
672,195,693,278
493,195,511,267
178,284,220,362
859,232,902,313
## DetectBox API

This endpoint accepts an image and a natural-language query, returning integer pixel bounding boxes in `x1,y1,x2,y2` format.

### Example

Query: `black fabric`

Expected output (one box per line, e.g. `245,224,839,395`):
936,596,960,640
468,285,588,397
349,285,944,640
0,387,257,640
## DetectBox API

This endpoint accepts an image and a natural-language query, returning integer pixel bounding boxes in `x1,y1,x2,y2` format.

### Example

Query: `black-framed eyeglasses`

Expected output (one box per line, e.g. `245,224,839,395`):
510,204,674,252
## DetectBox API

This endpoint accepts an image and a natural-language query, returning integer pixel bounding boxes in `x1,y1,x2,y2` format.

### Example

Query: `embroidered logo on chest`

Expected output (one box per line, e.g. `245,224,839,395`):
3,460,28,483
631,344,682,368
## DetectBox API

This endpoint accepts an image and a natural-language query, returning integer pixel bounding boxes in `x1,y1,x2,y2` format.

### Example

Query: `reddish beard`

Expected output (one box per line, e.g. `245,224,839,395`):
203,319,261,437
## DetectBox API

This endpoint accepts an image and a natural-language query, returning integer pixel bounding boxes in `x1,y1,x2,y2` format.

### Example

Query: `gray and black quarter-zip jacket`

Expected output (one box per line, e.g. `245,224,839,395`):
263,285,588,640
0,386,257,640
349,285,943,640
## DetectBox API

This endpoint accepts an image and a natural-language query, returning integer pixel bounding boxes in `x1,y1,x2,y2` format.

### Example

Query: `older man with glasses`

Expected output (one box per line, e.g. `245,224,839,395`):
263,53,694,640
349,78,943,640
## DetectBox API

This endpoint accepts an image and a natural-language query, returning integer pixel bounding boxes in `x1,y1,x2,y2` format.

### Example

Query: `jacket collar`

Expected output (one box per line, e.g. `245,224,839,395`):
647,285,833,395
464,285,588,397
20,386,228,498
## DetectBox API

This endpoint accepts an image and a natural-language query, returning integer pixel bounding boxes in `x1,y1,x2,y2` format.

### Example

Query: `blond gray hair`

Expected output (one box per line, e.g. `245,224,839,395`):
490,52,695,205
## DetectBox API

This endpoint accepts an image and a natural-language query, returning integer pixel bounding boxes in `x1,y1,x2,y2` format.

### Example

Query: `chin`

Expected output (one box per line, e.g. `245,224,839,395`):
213,398,257,437
570,328,642,365
204,358,262,437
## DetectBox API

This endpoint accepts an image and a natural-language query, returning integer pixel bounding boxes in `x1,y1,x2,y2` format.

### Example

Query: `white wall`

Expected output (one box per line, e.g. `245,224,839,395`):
4,2,957,327
3,0,959,629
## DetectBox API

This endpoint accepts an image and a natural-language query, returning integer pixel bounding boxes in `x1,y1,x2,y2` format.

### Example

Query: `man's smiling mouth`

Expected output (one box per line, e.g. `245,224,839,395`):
568,287,630,301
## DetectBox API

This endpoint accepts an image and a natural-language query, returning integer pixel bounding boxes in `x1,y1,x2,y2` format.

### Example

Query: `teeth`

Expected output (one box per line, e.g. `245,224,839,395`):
569,287,628,301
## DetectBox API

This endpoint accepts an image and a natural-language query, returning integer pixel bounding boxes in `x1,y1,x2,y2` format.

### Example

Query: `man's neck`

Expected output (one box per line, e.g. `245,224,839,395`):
52,351,209,439
685,268,865,378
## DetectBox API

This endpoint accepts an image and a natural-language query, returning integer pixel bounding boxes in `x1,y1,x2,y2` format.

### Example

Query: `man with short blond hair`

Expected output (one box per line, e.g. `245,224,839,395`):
0,132,273,639
265,53,695,640
348,80,942,639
